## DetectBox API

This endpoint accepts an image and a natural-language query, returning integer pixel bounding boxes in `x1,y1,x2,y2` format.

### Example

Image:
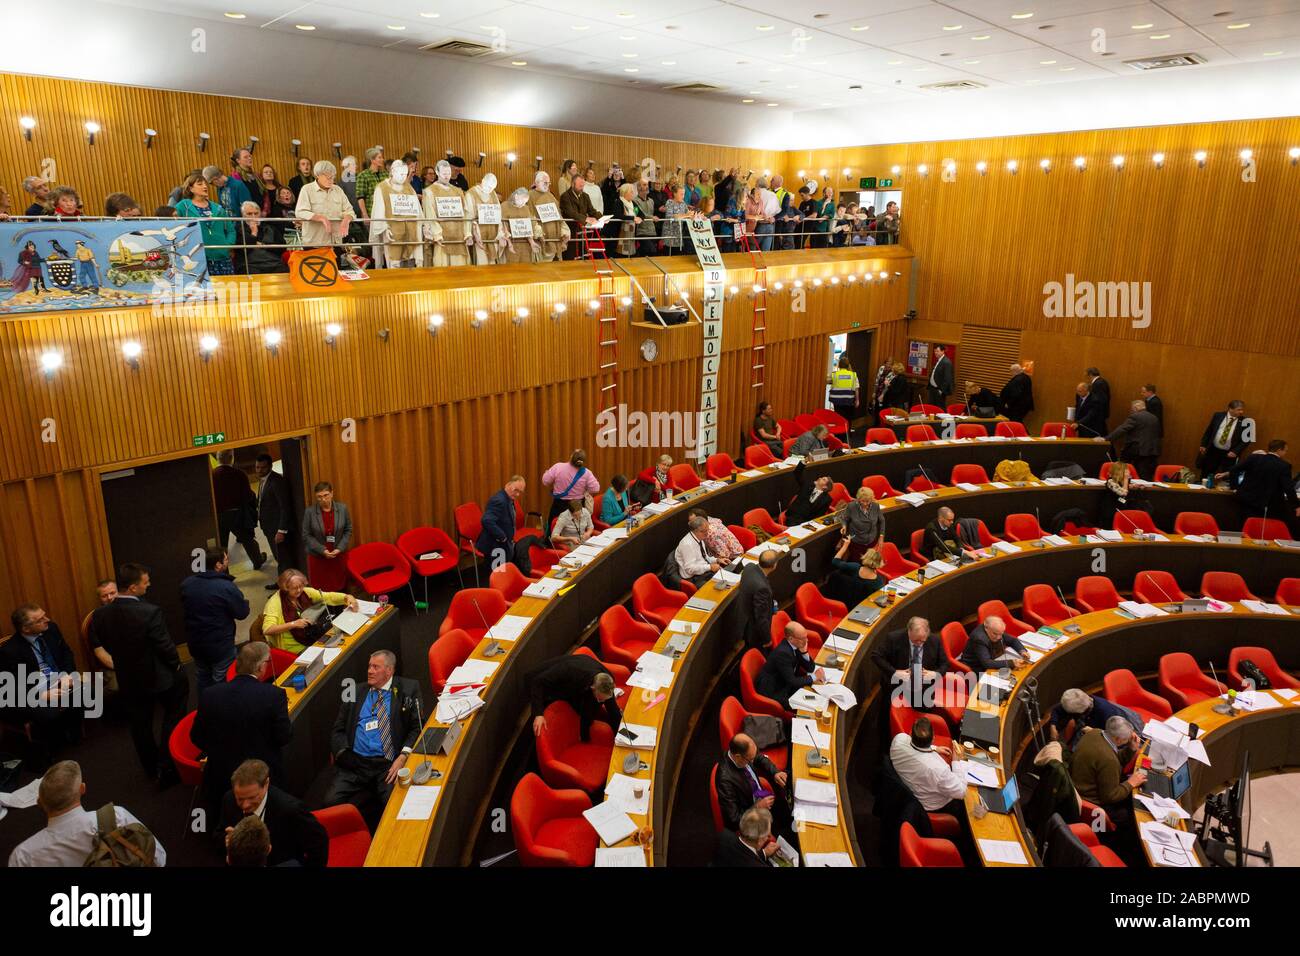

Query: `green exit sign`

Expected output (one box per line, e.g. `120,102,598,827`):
858,176,877,189
879,178,894,187
193,432,227,447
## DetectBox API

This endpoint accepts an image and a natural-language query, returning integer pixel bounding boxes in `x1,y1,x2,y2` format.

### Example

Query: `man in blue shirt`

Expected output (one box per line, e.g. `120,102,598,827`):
179,547,250,691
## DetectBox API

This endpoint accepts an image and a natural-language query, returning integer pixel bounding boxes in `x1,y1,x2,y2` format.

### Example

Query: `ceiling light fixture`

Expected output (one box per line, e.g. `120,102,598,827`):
1039,158,1051,171
1194,150,1208,167
1152,152,1165,167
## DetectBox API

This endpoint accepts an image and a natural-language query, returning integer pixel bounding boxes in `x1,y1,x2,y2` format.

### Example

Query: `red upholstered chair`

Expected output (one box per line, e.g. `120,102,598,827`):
947,403,969,416
740,648,791,718
909,528,928,565
529,545,566,576
862,474,902,499
1079,798,1116,834
910,404,944,416
397,526,460,607
795,414,821,433
950,463,990,485
743,508,787,538
976,599,1033,637
899,822,964,868
719,696,789,772
428,628,478,695
769,609,792,650
995,421,1029,439
1068,824,1127,867
955,423,987,439
668,463,701,491
794,582,842,646
813,408,849,436
866,427,899,446
1158,652,1228,710
782,438,799,458
489,562,532,602
1278,578,1300,605
826,434,847,452
1102,669,1173,723
940,622,971,673
453,502,487,562
1244,517,1291,541
1228,647,1300,691
879,407,907,422
1075,575,1122,612
889,707,952,749
744,443,777,468
1022,584,1079,628
510,772,599,867
1133,570,1187,604
879,541,920,580
907,474,945,493
346,542,413,601
1175,512,1220,536
440,588,507,639
168,711,204,789
964,520,1002,548
728,524,757,553
312,804,372,867
224,646,297,682
1153,464,1186,483
776,418,800,437
906,424,939,443
708,765,725,832
706,452,740,480
599,605,659,670
632,573,687,631
1112,510,1159,534
1200,571,1257,602
829,482,852,508
1099,461,1138,481
1003,513,1045,541
1040,422,1078,438
535,700,615,792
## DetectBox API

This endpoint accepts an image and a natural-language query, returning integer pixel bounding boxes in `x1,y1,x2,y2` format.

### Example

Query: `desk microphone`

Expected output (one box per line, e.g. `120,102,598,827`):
1206,660,1233,714
411,693,437,784
473,597,504,657
1144,573,1180,610
804,722,829,767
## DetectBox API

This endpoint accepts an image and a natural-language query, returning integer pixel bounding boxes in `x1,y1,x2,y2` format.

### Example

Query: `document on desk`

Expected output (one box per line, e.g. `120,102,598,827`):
605,773,651,816
684,595,718,612
1242,600,1290,616
396,785,441,821
1041,534,1071,547
793,801,839,827
666,621,700,635
636,650,677,675
1020,632,1058,652
789,688,824,713
820,667,845,686
712,568,742,587
331,609,368,635
488,614,532,641
1043,476,1076,486
570,544,605,562
1136,793,1191,820
1275,688,1299,701
446,659,499,684
794,778,838,806
1164,715,1191,735
991,540,1020,555
1140,821,1200,866
1078,477,1105,486
1235,690,1284,712
295,646,324,665
812,682,857,710
792,717,831,752
435,690,483,723
356,599,382,616
925,559,958,576
954,759,1001,788
641,501,672,516
955,482,984,492
627,668,673,691
1094,529,1124,542
896,493,929,508
522,577,566,600
804,852,854,867
888,575,922,593
321,648,343,666
0,775,41,809
1024,648,1044,663
583,800,639,845
977,839,1029,866
1118,601,1168,619
824,634,861,655
783,523,815,541
595,846,647,867
617,723,657,750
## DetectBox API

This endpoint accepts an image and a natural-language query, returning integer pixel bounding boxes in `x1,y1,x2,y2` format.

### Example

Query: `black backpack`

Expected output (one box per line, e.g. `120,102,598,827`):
1237,659,1272,690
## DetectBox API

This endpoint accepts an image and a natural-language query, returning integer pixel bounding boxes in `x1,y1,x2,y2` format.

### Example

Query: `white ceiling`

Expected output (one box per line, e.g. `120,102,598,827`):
98,0,1300,112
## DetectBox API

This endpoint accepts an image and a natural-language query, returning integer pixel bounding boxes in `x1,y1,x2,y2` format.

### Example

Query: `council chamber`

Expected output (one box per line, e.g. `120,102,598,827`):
2,0,1299,911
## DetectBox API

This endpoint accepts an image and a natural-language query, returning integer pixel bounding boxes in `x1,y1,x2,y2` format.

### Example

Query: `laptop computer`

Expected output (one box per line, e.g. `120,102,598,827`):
977,775,1020,814
808,447,830,462
847,604,881,625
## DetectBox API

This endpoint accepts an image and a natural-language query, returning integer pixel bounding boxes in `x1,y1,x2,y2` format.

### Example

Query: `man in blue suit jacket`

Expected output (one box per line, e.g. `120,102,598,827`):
756,621,824,705
475,475,526,569
192,642,292,816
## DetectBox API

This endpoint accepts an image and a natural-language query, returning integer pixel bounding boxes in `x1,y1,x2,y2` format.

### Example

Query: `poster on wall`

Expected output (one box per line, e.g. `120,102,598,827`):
0,219,211,314
907,339,930,376
688,217,724,462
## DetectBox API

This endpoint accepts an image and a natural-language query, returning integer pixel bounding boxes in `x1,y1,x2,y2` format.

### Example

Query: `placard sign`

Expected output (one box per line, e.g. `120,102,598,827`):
477,203,501,225
507,216,534,238
688,217,725,461
534,202,561,223
389,193,420,216
434,195,465,219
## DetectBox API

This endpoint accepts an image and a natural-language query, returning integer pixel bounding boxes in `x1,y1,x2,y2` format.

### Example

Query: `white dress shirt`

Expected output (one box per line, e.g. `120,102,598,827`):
889,733,966,812
8,805,167,867
675,531,715,578
760,188,779,218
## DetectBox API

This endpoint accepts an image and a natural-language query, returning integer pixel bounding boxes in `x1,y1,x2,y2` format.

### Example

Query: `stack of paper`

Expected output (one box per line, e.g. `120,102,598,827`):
700,480,727,492
956,482,984,492
1136,792,1191,821
896,492,929,508
1043,476,1075,486
1143,719,1210,767
582,801,639,845
1021,632,1059,652
1140,821,1200,867
824,633,861,655
295,646,324,665
435,689,483,723
789,688,824,713
445,658,499,687
793,778,839,827
712,568,742,587
595,846,647,867
1094,529,1123,542
522,577,566,600
792,717,831,751
953,759,1001,787
1042,534,1071,547
1242,600,1290,615
977,839,1029,865
356,599,382,616
804,852,854,867
784,523,815,541
1233,690,1283,712
812,682,857,710
740,468,765,478
1118,601,1168,618
1078,477,1105,486
616,722,657,750
487,614,531,641
396,785,442,820
605,773,650,815
925,559,958,576
568,544,604,563
641,501,672,516
887,576,922,593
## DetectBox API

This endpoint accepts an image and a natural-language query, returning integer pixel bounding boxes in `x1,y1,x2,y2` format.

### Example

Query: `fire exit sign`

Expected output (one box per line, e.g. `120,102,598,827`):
879,178,894,187
192,432,227,447
858,176,877,189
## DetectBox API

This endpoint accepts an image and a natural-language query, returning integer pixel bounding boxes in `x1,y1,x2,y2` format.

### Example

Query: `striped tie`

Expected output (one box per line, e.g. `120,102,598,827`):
375,690,394,759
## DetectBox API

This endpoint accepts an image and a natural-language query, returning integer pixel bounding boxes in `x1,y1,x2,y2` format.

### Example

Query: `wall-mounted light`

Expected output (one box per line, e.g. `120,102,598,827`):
819,168,829,179
534,155,543,171
944,161,957,176
513,307,529,325
445,148,454,159
263,329,281,353
40,350,63,380
471,309,489,329
975,161,987,175
772,281,784,291
19,116,36,141
1006,159,1018,174
333,142,342,159
890,164,900,175
1152,152,1165,168
291,138,301,157
197,131,210,151
863,272,873,282
811,278,823,289
427,313,444,334
878,271,888,280
412,147,421,157
247,135,259,154
1040,158,1051,172
122,341,142,369
797,169,806,179
749,284,765,298
476,151,487,167
1290,147,1300,165
200,335,219,360
1239,148,1253,164
792,280,803,292
845,274,856,283
377,328,391,343
619,296,633,312
829,276,840,286
549,302,566,320
586,299,601,316
506,152,517,169
1194,150,1208,167
84,121,100,145
324,322,342,345
727,284,740,300
1073,155,1086,170
842,167,852,181
143,128,157,149
1112,154,1125,169
917,164,928,177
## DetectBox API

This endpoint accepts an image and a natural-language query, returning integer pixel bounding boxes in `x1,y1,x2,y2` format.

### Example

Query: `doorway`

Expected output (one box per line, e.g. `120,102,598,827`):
826,328,875,432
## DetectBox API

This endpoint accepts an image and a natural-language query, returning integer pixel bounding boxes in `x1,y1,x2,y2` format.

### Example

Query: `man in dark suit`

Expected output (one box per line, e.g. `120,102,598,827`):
527,652,620,741
1100,399,1162,480
192,642,292,818
732,549,778,649
927,345,954,408
1223,440,1300,528
1086,366,1111,431
999,362,1034,422
922,506,965,561
785,475,833,524
212,449,264,570
715,734,789,832
559,175,601,260
1073,382,1107,438
0,605,84,767
86,563,188,784
220,758,327,867
326,650,422,829
1199,400,1254,479
254,454,297,590
959,615,1027,672
475,475,526,570
871,616,948,710
1139,384,1163,438
711,805,776,867
756,622,824,705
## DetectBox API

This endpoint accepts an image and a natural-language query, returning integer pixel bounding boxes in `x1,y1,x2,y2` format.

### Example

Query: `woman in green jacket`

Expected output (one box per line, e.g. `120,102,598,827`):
174,170,237,275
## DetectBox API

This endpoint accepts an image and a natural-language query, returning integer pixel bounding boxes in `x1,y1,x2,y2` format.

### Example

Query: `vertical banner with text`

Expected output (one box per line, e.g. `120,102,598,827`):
688,218,724,462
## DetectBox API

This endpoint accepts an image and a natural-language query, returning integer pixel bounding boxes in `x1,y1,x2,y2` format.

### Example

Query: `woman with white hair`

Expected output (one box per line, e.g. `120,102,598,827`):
235,201,288,275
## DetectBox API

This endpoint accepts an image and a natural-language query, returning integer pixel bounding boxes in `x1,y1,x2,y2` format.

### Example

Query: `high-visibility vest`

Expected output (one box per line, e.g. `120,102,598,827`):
830,369,858,404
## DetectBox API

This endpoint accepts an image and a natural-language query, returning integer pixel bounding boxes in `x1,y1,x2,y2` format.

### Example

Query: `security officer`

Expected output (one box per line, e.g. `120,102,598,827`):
829,354,860,437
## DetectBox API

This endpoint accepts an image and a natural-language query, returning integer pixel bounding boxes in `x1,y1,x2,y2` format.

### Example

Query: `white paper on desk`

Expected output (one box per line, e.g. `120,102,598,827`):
956,482,983,492
1118,601,1168,619
1140,820,1199,868
636,650,677,675
987,481,1011,489
926,559,958,576
489,614,532,641
793,801,839,827
978,673,1014,694
712,569,742,586
784,523,814,541
1147,533,1170,541
897,493,928,508
627,669,673,691
601,527,629,539
0,775,42,809
700,480,726,492
1182,534,1214,543
595,846,647,867
583,801,638,846
446,659,499,685
792,717,831,751
862,443,891,452
396,785,441,820
794,777,838,806
523,577,566,599
1275,688,1299,700
1242,600,1290,616
435,690,483,723
295,646,324,664
1164,715,1191,735
1020,632,1058,652
321,648,342,665
1205,599,1233,613
789,688,824,713
888,575,921,593
820,667,845,685
617,722,657,750
1042,534,1071,547
641,501,671,516
824,634,860,655
605,773,650,816
355,599,381,616
570,544,604,562
1095,529,1123,542
666,621,699,635
1237,691,1284,712
812,682,857,710
1136,793,1191,820
740,469,765,478
1079,477,1105,486
1043,476,1075,486
331,609,368,635
1024,648,1045,663
978,839,1029,865
954,759,1001,788
804,852,854,867
991,540,1019,555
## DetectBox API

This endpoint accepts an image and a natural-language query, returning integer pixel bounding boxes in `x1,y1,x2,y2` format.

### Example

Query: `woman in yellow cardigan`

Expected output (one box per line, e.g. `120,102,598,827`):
263,568,358,654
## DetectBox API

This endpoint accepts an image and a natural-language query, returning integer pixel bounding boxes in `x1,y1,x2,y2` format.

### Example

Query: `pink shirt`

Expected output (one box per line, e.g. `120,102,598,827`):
542,461,600,500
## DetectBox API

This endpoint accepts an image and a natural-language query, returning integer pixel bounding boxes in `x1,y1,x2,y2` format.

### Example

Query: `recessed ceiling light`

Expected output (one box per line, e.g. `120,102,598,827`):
420,12,440,18
971,34,990,40
1059,66,1075,71
619,34,636,40
850,24,869,32
742,98,755,103
1226,22,1251,29
224,12,246,19
622,52,638,58
886,59,903,65
756,24,775,31
617,11,635,18
964,59,981,64
512,60,527,66
1261,50,1283,56
1131,23,1154,30
571,24,590,30
1011,12,1034,19
1039,59,1056,64
624,67,638,72
661,60,676,65
295,24,315,30
943,24,963,31
913,66,928,71
1149,33,1170,39
388,24,406,30
766,102,779,106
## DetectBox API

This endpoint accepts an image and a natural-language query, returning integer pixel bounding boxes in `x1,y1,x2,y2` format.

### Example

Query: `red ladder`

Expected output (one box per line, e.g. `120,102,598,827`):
583,227,620,423
738,230,768,392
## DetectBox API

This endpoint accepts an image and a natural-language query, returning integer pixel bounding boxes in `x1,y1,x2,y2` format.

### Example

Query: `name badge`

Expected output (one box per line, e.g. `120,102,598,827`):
477,203,501,225
434,195,465,218
534,201,561,223
325,535,336,545
364,719,379,732
389,193,420,216
508,216,534,238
